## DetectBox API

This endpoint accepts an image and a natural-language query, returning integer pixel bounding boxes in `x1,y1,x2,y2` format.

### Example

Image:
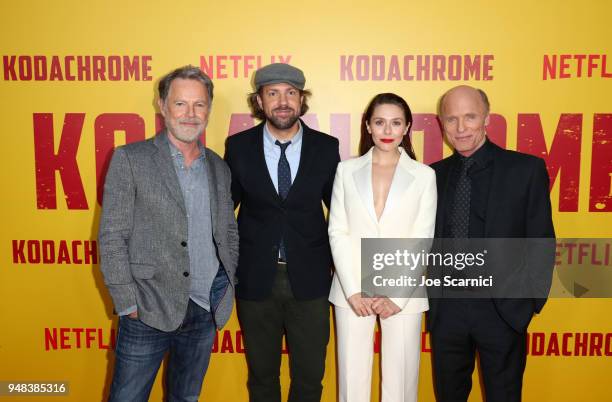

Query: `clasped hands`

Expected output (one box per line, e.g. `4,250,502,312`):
347,293,400,319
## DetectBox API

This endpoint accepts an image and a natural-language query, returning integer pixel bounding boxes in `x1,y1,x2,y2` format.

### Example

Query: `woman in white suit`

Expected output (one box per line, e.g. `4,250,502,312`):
329,93,437,402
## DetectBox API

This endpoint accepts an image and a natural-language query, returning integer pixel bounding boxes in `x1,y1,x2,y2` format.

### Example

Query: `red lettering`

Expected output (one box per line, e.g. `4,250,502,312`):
142,56,152,81
432,55,446,80
575,332,588,356
60,328,70,349
561,333,572,356
355,55,369,81
42,240,55,263
243,55,255,78
3,55,16,80
517,114,582,211
33,113,88,209
387,55,401,80
18,56,32,80
57,240,70,264
464,55,481,80
448,55,462,80
27,240,41,263
85,328,96,348
574,54,586,77
531,332,545,356
546,332,560,356
45,328,57,351
589,333,603,356
72,241,83,264
84,240,98,264
403,55,414,80
587,55,599,77
122,56,140,80
73,328,84,348
77,56,91,80
93,56,106,80
220,330,234,353
34,55,47,80
416,55,430,81
483,55,494,80
590,114,612,211
543,55,556,80
421,332,431,352
559,54,571,78
216,56,227,79
108,56,121,81
12,240,25,263
372,55,385,81
602,55,612,78
236,330,245,353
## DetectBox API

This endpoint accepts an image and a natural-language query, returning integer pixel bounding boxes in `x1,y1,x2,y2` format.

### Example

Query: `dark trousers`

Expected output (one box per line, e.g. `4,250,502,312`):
430,299,527,402
237,264,330,402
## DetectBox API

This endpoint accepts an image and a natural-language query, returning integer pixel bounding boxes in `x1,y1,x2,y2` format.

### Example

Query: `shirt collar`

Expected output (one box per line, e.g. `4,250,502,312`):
454,136,493,168
165,132,206,160
263,120,303,148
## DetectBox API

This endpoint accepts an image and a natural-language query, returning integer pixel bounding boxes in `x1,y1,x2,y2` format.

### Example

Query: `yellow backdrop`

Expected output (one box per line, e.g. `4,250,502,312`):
0,1,610,401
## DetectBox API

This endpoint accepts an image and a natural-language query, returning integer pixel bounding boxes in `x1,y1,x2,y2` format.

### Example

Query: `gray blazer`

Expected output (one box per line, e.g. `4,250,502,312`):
98,131,238,332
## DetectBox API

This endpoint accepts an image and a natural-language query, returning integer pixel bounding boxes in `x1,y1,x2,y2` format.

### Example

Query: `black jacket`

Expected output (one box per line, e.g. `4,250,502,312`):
225,121,340,301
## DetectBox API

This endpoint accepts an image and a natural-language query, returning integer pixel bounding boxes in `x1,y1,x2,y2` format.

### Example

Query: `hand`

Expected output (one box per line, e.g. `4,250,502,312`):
371,297,401,319
347,293,375,317
128,311,138,319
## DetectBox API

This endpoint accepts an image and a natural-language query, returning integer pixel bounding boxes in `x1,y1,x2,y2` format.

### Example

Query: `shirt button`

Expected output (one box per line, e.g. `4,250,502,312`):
183,272,190,277
181,241,187,247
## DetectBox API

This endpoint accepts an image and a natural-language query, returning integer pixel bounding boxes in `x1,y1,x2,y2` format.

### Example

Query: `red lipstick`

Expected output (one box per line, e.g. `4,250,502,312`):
380,139,394,143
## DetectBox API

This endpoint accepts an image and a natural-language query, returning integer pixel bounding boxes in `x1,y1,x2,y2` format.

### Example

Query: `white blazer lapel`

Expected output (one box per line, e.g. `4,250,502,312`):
352,149,378,224
379,150,415,223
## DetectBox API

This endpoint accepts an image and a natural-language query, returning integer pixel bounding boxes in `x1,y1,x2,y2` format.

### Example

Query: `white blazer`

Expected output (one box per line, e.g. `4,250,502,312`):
328,147,437,314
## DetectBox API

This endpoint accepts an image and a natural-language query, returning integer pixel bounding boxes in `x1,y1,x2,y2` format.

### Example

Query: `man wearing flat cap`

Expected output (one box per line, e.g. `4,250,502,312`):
225,63,340,402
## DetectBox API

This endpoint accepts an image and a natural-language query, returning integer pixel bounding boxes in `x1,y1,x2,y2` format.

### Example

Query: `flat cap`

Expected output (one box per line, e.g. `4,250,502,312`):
254,63,305,90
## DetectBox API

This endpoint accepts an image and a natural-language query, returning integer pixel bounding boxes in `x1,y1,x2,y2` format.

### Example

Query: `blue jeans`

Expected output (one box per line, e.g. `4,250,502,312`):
108,268,228,402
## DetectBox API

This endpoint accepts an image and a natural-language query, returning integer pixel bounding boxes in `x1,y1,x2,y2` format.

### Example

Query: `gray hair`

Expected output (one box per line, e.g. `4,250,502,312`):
158,65,214,103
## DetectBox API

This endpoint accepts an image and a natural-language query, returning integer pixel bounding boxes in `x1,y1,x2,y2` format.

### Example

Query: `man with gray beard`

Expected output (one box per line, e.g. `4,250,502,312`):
99,65,238,402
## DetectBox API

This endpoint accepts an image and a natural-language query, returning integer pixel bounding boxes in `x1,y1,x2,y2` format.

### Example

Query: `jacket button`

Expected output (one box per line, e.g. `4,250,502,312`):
183,272,189,277
181,241,187,247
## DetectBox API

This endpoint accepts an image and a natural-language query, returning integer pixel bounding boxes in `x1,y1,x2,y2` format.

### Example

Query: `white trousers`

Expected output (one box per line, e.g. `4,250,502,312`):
334,306,423,402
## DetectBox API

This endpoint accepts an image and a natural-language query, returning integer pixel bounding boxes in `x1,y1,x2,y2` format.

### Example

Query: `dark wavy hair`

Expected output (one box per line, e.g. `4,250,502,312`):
247,88,312,121
358,93,416,159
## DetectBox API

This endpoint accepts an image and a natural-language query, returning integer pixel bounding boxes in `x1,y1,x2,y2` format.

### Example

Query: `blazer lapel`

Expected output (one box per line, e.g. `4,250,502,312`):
152,132,186,214
352,149,378,224
204,149,219,237
286,121,314,203
484,147,501,236
253,123,283,203
379,151,415,223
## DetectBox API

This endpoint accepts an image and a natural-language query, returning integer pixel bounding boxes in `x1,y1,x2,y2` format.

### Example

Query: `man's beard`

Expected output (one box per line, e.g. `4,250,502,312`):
166,118,204,143
266,107,299,130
